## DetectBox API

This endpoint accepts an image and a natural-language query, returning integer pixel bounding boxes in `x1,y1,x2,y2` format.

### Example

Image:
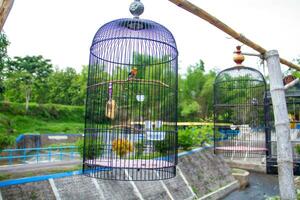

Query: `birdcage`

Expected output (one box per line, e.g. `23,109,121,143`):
266,76,300,174
82,4,178,180
213,51,268,160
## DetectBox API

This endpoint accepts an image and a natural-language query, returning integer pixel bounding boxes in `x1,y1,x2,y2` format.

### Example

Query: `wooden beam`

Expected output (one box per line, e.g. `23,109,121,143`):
0,0,14,31
169,0,300,71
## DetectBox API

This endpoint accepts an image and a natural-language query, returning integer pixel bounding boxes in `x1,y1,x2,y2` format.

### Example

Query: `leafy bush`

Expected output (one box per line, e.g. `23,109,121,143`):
112,139,133,158
0,134,14,152
295,144,300,155
178,126,213,150
76,138,103,159
154,133,176,155
178,128,200,150
198,126,214,145
134,140,145,158
0,114,15,151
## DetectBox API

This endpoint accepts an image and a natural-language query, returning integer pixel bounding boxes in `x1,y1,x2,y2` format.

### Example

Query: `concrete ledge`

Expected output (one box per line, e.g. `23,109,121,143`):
226,160,266,173
198,180,239,200
232,169,249,189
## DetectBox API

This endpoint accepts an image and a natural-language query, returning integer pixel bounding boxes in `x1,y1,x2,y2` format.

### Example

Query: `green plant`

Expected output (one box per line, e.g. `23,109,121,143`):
154,133,176,155
198,126,213,146
134,140,145,158
296,145,300,155
0,134,15,152
0,114,15,151
76,138,102,159
178,128,201,150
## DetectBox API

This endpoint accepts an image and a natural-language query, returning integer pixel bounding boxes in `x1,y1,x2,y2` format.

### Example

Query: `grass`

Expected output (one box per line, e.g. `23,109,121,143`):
0,102,85,136
1,114,84,135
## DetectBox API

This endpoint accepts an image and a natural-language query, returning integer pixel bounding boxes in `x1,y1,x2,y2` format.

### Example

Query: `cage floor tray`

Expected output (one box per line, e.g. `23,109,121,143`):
216,146,267,152
85,159,174,169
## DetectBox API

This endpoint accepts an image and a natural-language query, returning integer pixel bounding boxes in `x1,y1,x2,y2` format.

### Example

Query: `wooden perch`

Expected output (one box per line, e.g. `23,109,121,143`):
169,0,300,71
0,0,14,31
88,78,170,88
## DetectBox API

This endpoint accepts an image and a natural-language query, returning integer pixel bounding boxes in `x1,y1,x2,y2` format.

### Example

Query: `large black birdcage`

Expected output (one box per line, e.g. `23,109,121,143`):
82,17,178,181
213,66,268,160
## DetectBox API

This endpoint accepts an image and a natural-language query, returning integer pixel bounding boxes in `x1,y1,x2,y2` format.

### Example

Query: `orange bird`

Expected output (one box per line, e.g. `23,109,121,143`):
128,67,138,79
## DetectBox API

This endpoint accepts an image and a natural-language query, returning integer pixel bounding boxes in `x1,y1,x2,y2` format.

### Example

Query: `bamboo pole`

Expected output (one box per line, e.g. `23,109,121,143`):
265,50,296,200
0,0,14,31
168,0,300,71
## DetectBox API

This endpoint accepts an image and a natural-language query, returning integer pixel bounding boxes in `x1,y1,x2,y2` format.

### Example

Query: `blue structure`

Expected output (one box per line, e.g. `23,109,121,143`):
0,146,79,165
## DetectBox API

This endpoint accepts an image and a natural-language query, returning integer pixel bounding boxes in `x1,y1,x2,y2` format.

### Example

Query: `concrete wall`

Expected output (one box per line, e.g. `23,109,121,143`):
0,149,238,200
16,134,83,149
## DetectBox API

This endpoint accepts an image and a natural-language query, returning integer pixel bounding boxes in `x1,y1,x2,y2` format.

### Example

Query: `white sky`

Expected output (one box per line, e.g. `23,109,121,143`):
3,0,300,74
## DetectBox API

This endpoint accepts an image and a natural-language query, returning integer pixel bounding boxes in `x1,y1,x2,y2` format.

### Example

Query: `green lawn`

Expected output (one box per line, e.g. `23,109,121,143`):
0,102,85,136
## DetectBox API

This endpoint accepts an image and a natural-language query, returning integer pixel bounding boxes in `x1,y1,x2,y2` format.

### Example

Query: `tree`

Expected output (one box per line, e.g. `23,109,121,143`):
178,60,216,121
6,55,53,112
0,32,10,98
47,67,86,105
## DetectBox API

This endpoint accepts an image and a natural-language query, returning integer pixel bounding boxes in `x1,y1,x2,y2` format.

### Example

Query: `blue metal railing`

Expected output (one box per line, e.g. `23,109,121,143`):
0,146,80,165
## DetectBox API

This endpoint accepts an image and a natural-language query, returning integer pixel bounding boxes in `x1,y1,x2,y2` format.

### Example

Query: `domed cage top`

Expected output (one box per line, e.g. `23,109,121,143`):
213,66,268,159
83,18,178,181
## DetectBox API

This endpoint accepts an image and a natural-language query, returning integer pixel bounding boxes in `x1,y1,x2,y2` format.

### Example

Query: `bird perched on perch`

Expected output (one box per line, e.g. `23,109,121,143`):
128,67,138,79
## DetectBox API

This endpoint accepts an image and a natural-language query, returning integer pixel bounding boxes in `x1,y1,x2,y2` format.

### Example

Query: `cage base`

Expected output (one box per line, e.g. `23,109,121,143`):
216,146,267,152
85,159,174,169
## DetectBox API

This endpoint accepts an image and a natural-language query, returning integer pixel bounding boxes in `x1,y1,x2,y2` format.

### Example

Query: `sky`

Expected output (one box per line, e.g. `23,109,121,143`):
3,0,300,75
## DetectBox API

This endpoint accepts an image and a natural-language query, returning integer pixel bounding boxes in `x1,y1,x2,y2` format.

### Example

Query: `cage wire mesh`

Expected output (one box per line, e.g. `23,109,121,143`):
266,80,300,175
83,18,178,181
213,66,268,160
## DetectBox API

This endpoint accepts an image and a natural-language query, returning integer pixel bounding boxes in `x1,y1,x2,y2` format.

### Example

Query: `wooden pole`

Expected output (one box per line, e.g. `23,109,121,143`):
0,0,14,31
168,0,300,71
265,50,296,200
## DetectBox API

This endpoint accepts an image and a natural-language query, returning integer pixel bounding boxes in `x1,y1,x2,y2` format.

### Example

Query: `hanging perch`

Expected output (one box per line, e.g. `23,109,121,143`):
168,0,300,71
88,78,170,88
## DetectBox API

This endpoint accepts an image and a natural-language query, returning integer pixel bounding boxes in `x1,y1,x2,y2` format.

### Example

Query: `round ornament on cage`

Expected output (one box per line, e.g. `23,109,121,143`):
83,0,178,181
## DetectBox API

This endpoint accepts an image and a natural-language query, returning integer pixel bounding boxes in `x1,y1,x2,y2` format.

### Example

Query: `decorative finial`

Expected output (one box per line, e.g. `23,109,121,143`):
233,45,245,66
129,0,144,18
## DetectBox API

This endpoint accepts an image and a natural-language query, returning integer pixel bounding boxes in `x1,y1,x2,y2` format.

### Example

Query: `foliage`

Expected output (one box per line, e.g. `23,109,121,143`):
134,140,146,158
178,126,213,150
153,133,176,155
178,60,216,121
295,145,300,155
0,102,84,135
0,114,15,151
0,101,84,122
76,138,103,159
0,32,10,99
198,125,214,145
47,67,87,105
76,138,84,158
6,55,53,112
112,138,133,158
178,128,201,150
0,134,15,152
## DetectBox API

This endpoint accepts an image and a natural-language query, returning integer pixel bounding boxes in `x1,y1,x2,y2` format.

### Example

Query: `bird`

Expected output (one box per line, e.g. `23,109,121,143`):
128,67,138,79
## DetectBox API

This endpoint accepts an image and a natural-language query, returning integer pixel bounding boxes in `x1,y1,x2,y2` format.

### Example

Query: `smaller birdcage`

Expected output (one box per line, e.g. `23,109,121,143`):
213,46,268,160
